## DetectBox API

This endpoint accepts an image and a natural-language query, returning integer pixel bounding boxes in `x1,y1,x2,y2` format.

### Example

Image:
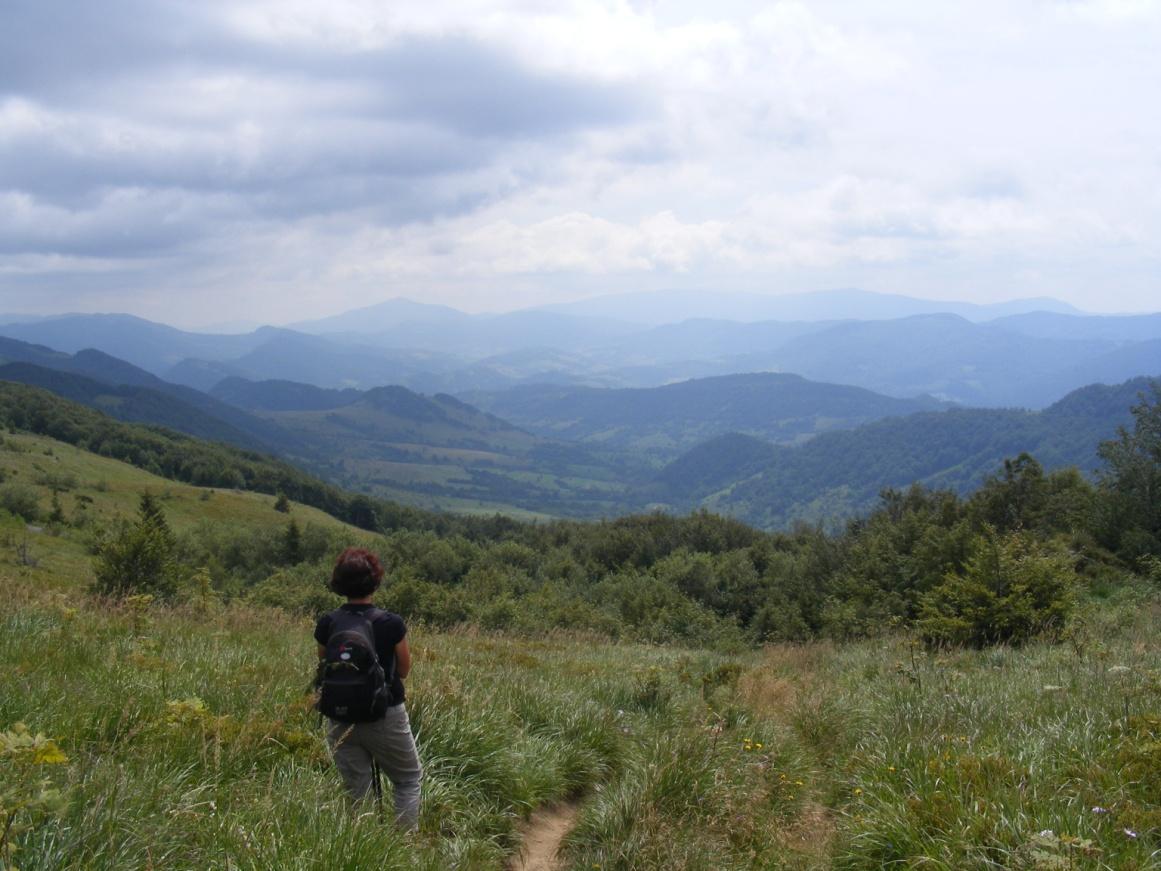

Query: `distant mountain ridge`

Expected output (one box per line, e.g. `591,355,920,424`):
536,288,1086,325
3,290,1159,408
462,373,950,457
0,337,301,453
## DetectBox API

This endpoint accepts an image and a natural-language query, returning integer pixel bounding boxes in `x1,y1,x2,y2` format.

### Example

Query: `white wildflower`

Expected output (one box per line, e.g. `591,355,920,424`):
1107,665,1132,675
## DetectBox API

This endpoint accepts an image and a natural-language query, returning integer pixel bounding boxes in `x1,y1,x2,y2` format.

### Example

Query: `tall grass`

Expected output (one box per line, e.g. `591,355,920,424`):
10,571,1161,868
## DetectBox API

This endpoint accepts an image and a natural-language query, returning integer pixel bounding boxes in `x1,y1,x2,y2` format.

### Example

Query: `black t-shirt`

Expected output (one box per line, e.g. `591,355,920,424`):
314,604,407,705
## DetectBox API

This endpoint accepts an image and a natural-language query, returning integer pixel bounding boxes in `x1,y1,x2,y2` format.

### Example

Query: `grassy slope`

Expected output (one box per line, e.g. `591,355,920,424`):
4,433,1161,868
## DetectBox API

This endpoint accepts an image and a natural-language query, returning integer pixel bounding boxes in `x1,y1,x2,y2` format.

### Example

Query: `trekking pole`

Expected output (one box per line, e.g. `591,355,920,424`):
371,760,385,821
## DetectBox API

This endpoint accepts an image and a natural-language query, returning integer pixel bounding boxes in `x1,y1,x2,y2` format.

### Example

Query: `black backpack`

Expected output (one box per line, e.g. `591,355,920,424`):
316,608,393,723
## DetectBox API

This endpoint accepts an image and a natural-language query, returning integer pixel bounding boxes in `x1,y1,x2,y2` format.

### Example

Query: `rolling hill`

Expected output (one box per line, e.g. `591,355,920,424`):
642,376,1157,529
462,373,950,456
209,377,653,518
0,337,301,454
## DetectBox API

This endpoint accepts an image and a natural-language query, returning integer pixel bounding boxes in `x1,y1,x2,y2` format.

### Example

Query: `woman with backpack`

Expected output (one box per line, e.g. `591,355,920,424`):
314,547,423,830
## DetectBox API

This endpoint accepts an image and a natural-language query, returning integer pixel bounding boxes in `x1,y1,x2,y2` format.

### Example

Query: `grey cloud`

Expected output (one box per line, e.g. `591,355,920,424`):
0,0,217,101
337,36,649,139
0,3,651,261
0,119,498,203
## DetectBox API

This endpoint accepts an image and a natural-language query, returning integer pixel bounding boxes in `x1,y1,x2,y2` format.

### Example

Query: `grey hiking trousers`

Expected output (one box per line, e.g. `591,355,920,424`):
326,703,423,830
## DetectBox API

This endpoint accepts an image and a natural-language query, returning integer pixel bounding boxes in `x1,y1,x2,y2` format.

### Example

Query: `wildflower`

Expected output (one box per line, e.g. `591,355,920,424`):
794,780,804,786
1107,665,1132,676
1124,828,1138,839
887,766,896,772
853,787,863,796
1091,806,1109,815
1039,830,1055,838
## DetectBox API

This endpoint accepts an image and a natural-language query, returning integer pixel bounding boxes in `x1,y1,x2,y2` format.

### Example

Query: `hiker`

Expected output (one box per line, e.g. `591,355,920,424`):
315,547,423,830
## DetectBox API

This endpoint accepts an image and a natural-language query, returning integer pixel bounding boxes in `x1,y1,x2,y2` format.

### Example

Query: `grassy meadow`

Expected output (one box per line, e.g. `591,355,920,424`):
3,431,1161,869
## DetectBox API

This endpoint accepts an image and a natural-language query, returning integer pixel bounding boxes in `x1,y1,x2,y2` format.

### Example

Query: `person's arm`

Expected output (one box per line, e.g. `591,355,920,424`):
395,638,412,679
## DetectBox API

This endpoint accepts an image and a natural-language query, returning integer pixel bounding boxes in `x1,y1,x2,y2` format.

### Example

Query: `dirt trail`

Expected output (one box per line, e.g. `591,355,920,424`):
508,803,579,871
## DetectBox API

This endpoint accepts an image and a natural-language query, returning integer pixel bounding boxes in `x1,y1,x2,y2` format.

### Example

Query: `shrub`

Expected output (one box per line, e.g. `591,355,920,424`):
917,529,1078,647
247,562,339,616
91,516,180,598
0,483,41,522
91,494,180,598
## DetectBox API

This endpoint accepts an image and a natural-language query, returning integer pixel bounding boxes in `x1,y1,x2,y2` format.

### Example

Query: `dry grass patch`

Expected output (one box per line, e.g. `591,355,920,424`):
777,800,836,863
737,641,834,720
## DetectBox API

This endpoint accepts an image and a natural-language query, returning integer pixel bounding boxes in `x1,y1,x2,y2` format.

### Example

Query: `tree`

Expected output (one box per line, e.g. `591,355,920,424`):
92,517,179,598
91,493,179,598
282,518,303,565
347,495,378,531
917,529,1077,648
1096,382,1161,560
969,453,1046,532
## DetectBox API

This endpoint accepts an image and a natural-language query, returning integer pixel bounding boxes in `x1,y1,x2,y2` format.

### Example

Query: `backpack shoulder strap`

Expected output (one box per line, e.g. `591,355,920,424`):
362,607,396,682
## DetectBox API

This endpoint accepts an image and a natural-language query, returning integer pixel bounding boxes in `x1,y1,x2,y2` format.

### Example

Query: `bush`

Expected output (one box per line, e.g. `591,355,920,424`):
247,562,339,616
91,517,179,598
0,483,41,522
917,529,1078,647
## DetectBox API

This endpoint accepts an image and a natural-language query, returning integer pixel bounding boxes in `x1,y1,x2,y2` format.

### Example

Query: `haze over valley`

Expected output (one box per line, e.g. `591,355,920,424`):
3,288,1158,528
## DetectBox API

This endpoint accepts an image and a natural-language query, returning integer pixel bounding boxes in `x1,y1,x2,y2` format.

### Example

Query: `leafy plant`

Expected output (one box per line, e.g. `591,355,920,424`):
0,723,69,870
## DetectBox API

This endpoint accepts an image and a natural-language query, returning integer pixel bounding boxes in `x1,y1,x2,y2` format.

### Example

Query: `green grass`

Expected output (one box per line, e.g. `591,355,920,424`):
5,431,1161,868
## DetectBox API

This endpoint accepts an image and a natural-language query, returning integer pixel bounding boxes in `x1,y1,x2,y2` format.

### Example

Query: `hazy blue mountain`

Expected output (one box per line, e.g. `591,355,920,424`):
7,302,1159,411
0,336,73,369
536,288,1083,325
719,314,1118,407
0,314,275,375
288,297,471,333
989,311,1161,343
167,332,464,391
0,337,302,453
164,358,249,393
462,373,950,457
1011,339,1161,408
650,376,1155,530
313,310,641,358
595,318,842,363
211,377,363,412
0,363,285,453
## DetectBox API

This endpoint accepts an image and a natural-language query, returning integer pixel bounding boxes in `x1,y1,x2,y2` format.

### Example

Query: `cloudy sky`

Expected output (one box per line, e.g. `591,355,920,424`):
2,0,1159,328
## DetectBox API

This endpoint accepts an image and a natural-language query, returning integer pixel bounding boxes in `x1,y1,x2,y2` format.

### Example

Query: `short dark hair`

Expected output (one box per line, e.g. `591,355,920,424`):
330,547,384,598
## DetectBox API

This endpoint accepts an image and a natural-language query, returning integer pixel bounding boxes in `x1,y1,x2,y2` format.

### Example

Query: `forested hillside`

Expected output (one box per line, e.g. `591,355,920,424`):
654,377,1155,529
462,373,947,456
